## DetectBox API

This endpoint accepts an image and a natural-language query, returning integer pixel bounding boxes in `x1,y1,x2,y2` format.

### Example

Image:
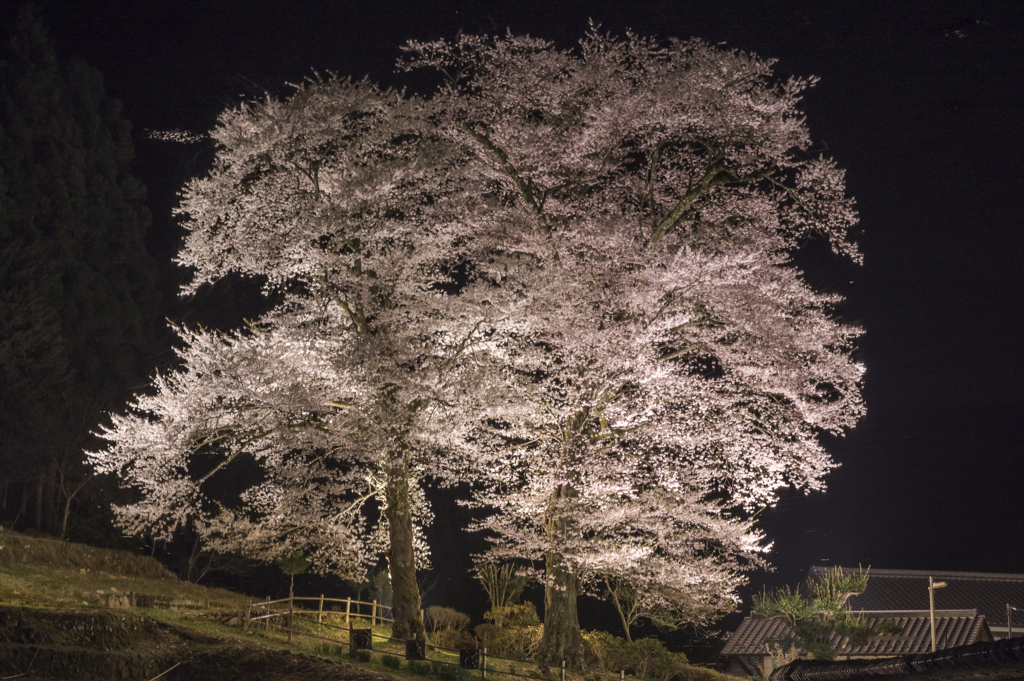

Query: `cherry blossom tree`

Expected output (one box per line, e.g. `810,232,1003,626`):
402,27,864,666
92,77,504,641
95,28,864,663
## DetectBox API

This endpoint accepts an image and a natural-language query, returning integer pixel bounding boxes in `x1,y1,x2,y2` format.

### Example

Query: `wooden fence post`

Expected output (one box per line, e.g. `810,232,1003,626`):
561,659,565,681
373,599,378,626
244,599,251,632
346,596,351,624
265,596,270,631
482,647,487,679
318,593,324,624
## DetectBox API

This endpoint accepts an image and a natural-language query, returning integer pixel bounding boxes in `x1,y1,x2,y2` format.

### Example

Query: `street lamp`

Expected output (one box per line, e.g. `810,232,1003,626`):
929,577,947,652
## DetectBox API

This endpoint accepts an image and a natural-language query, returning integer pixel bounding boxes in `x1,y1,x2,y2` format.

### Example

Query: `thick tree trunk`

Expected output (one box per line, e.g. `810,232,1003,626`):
538,549,583,670
539,481,583,669
384,469,425,642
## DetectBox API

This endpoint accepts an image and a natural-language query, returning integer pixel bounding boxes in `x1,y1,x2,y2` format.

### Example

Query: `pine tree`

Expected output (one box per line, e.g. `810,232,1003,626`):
0,6,158,536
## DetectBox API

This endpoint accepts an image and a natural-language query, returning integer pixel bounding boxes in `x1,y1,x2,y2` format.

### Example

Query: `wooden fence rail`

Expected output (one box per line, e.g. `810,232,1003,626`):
245,595,400,640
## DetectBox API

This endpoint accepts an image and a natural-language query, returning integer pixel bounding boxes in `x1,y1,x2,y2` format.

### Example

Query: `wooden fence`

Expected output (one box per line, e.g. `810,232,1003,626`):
246,594,405,642
243,596,647,681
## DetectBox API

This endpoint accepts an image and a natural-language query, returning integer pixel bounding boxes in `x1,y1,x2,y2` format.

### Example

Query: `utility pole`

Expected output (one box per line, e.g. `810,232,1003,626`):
1008,604,1023,639
928,576,947,653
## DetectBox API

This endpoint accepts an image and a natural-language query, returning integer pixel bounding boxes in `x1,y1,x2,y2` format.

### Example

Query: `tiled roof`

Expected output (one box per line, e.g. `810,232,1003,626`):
836,611,988,655
808,567,1024,629
720,615,796,655
769,635,1024,681
720,611,990,657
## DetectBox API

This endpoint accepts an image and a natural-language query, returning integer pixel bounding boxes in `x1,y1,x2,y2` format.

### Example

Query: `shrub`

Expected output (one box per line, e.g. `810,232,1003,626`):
427,661,471,680
494,624,543,659
475,623,500,650
485,602,540,629
427,605,473,649
427,606,472,632
409,660,432,675
431,627,469,650
348,649,372,662
674,665,728,681
315,643,346,657
630,638,685,681
582,630,634,674
383,654,401,669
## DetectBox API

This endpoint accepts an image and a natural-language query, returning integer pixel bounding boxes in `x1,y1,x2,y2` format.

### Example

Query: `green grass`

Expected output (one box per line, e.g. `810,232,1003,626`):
0,528,737,681
0,528,248,610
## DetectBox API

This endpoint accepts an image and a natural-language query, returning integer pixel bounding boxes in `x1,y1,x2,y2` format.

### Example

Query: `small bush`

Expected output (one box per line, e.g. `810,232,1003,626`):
485,602,540,628
427,660,469,680
427,606,472,632
315,643,345,657
490,624,542,660
427,605,474,649
409,660,432,676
630,638,685,681
475,623,500,650
348,649,372,662
430,627,460,649
383,654,401,669
582,630,634,674
674,665,729,681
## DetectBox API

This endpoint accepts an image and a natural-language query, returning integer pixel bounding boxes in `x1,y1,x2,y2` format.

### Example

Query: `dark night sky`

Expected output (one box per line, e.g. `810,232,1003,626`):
8,0,1024,628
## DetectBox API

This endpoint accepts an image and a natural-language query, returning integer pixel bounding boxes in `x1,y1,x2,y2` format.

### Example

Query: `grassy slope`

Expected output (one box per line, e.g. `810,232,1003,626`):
0,528,396,680
0,529,738,681
0,527,245,609
0,529,479,680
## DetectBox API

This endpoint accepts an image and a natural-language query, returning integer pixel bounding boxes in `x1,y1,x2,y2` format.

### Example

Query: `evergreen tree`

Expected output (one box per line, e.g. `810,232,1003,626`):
0,5,158,537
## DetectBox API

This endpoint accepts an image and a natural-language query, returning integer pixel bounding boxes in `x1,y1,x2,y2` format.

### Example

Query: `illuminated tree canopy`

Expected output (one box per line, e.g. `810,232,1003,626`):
93,27,863,659
403,27,863,665
95,78,507,641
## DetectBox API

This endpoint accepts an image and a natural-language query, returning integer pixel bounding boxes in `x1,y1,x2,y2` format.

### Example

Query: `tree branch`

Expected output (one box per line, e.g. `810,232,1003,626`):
462,123,550,234
650,162,777,246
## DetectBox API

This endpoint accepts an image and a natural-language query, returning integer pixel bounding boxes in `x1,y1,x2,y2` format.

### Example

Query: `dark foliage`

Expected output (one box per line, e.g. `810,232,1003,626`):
0,5,158,538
